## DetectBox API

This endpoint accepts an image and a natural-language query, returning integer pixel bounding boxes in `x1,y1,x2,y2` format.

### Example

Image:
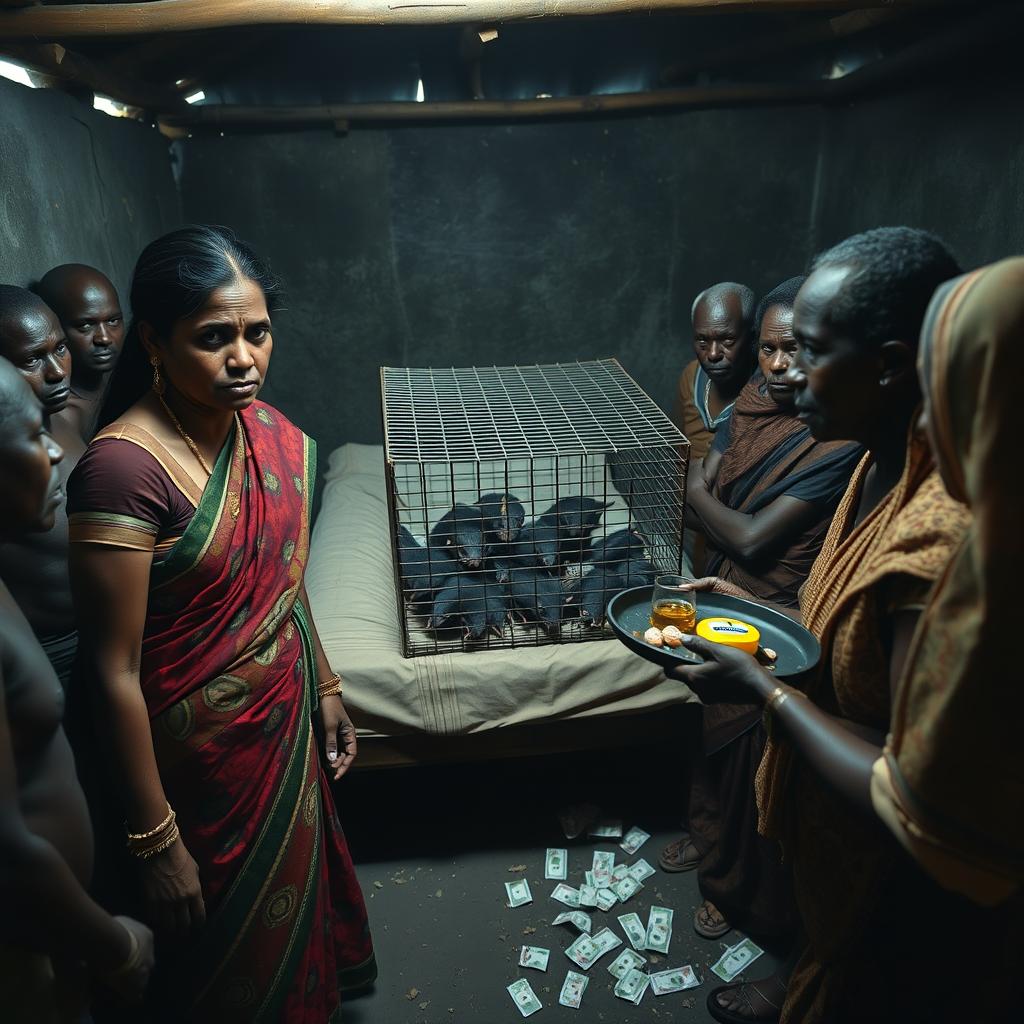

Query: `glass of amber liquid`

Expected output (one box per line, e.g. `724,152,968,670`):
650,574,697,632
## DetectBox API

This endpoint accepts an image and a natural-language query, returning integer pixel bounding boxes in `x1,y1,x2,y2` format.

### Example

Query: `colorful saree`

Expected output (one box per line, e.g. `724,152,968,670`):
874,259,1024,905
69,402,374,1022
754,425,970,1023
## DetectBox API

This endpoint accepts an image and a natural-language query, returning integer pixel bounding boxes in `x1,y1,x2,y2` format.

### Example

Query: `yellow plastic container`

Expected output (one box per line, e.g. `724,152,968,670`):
696,617,761,655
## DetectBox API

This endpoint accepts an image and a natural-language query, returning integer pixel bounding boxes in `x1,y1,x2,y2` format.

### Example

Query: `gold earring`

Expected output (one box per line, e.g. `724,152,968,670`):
150,356,165,396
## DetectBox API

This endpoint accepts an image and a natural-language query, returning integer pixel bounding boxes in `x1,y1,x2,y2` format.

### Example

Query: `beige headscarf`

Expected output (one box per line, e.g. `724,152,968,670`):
874,258,1024,904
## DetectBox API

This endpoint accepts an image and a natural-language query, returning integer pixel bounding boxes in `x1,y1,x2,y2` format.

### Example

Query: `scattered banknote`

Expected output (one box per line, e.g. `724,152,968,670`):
612,863,630,882
618,912,648,951
589,819,623,839
552,910,592,934
651,965,701,995
565,934,600,970
645,906,674,954
545,847,568,880
711,937,765,982
608,947,647,979
620,826,651,856
519,945,550,971
590,926,623,960
506,879,533,908
578,884,599,908
627,858,656,883
584,870,595,887
614,966,650,1005
551,883,581,908
558,970,589,1009
507,978,542,1017
592,850,615,887
610,875,642,903
595,888,618,912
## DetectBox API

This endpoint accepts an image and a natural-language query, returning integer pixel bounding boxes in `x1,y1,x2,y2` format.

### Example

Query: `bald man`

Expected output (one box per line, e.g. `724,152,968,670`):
36,264,125,441
0,286,86,692
0,358,152,1020
674,281,757,460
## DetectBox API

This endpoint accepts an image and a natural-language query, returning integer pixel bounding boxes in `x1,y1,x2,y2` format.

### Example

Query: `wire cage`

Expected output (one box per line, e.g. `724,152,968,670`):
381,358,690,658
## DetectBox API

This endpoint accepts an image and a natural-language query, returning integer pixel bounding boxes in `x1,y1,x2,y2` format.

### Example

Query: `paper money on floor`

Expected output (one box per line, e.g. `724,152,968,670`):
592,850,615,887
610,875,642,904
589,926,623,961
612,863,630,882
595,888,618,912
618,912,647,951
552,910,592,934
578,884,599,908
614,967,650,1005
627,858,656,883
507,978,542,1018
545,848,567,880
588,819,623,839
620,826,651,856
584,871,595,887
711,937,765,982
558,970,589,1009
645,906,674,954
651,965,701,995
505,879,533,908
565,934,600,971
550,883,581,908
519,946,550,971
607,948,647,980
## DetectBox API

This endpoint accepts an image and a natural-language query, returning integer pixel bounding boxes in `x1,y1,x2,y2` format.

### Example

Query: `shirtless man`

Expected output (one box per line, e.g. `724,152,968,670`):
0,358,152,1021
36,264,125,441
0,286,87,689
674,281,757,460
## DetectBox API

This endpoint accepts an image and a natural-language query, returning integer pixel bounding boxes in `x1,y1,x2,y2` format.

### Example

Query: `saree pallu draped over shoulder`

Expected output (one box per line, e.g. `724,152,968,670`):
138,404,374,1023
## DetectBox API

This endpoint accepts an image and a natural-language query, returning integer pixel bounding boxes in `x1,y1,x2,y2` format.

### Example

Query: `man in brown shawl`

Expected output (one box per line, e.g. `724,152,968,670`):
661,276,862,944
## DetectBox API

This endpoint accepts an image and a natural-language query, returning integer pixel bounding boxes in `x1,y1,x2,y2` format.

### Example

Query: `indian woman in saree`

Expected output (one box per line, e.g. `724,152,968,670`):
67,226,375,1022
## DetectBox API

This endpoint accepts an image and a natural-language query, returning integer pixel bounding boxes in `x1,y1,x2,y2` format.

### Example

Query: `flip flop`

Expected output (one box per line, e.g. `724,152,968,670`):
658,836,701,872
694,899,732,939
706,980,782,1024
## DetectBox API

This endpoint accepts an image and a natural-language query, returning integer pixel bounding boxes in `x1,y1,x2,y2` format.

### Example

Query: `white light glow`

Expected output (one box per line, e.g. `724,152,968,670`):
185,90,206,105
415,79,424,103
0,59,36,88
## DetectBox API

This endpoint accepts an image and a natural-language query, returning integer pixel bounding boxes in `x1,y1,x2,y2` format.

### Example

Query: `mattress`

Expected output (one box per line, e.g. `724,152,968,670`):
305,443,696,738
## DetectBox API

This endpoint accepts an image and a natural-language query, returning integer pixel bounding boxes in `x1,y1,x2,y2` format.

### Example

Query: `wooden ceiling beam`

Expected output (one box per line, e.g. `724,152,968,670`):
0,1,937,39
1,40,185,108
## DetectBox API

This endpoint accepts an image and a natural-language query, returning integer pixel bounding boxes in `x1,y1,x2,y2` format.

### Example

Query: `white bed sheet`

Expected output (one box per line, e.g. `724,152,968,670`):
305,443,696,738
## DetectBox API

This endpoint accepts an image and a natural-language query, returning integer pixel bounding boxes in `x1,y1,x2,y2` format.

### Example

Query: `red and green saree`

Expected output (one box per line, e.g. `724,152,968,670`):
68,402,375,1022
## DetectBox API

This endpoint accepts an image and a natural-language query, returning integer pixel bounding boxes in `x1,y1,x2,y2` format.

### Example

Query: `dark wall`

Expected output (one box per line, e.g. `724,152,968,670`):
179,106,823,460
813,71,1024,269
0,78,180,306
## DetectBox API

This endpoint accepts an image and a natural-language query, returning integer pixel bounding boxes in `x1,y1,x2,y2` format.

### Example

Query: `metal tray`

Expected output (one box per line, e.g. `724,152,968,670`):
607,586,820,679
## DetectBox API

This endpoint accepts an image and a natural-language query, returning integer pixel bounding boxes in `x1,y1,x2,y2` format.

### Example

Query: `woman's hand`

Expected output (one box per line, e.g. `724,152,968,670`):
320,694,357,781
97,916,155,1003
139,836,206,937
665,634,774,705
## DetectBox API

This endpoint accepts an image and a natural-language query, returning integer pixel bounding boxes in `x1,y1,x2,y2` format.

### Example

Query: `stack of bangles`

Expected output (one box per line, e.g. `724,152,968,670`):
317,672,343,701
126,803,179,859
762,684,806,741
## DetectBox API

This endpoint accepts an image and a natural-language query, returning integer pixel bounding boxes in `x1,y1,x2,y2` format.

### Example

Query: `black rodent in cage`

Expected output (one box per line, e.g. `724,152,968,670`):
381,359,690,658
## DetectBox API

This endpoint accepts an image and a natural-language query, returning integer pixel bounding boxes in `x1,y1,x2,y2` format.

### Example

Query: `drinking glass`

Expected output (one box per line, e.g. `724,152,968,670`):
650,574,697,632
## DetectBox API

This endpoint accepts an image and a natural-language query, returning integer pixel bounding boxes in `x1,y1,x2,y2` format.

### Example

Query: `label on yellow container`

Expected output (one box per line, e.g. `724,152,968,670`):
696,617,761,655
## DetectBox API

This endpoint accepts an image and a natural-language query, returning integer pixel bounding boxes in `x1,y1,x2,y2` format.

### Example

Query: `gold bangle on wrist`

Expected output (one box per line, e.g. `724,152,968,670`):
317,673,343,700
126,805,179,859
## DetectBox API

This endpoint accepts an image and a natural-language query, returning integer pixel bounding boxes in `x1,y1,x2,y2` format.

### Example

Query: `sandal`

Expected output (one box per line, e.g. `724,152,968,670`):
706,979,783,1024
658,836,701,872
694,898,732,939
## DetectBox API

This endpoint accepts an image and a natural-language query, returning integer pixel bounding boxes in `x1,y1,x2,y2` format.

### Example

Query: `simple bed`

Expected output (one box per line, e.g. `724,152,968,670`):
305,443,696,766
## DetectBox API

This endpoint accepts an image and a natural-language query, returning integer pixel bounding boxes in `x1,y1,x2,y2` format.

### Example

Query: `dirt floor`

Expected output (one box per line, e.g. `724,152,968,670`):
337,729,782,1024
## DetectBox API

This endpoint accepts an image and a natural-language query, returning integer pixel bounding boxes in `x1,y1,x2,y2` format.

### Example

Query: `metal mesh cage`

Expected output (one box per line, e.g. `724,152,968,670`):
381,358,689,658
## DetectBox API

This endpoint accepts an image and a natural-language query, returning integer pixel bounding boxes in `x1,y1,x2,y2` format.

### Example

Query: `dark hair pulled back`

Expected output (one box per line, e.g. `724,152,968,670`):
99,224,281,426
